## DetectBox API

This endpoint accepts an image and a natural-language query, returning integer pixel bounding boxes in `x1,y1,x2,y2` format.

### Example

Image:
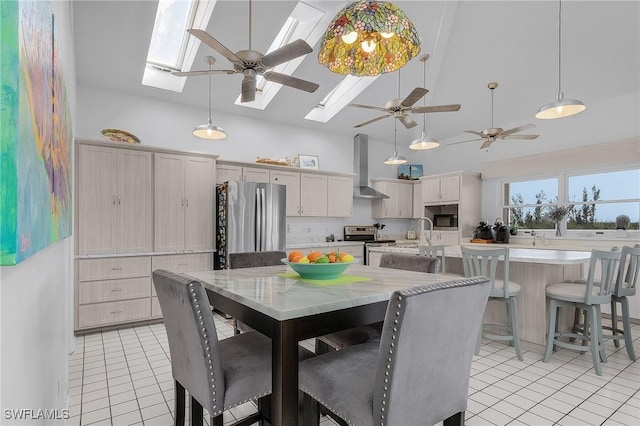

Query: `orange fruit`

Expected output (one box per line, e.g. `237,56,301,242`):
328,254,336,263
337,252,348,261
307,251,323,263
291,254,304,263
288,250,303,262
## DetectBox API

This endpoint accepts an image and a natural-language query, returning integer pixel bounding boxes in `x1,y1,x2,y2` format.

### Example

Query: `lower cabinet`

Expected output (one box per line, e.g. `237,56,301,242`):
75,253,212,331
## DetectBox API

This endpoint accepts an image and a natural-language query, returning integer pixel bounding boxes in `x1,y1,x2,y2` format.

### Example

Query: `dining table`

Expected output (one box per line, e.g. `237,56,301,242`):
184,263,475,426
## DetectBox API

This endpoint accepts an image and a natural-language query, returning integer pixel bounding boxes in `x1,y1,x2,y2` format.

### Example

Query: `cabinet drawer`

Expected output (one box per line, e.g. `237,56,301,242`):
151,297,162,318
78,277,151,304
78,257,151,282
78,299,151,329
152,253,212,273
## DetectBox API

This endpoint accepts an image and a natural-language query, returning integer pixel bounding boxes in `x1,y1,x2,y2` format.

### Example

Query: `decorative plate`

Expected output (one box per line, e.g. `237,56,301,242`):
101,129,141,144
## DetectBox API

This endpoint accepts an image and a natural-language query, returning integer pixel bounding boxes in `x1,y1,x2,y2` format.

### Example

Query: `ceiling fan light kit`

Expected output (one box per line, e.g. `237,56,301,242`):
318,0,421,76
536,0,585,119
193,56,227,140
409,54,440,150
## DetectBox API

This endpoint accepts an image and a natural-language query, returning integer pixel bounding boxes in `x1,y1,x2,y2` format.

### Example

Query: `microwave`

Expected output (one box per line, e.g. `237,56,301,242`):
433,214,458,230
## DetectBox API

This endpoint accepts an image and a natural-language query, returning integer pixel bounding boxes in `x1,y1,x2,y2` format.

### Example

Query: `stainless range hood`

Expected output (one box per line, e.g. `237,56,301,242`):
353,134,389,199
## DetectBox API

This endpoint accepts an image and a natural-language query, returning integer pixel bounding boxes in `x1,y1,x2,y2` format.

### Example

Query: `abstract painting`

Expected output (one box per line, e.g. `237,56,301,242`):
1,0,72,266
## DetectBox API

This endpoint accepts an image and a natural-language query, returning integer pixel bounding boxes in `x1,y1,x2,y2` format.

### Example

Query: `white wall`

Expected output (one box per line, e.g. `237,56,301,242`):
0,1,76,423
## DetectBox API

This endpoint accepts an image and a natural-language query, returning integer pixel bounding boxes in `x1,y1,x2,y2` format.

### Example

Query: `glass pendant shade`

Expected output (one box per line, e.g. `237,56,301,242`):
193,119,227,140
318,1,421,76
409,131,439,150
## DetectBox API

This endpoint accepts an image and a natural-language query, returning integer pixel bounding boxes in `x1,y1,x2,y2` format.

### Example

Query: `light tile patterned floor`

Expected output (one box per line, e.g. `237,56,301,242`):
66,316,640,426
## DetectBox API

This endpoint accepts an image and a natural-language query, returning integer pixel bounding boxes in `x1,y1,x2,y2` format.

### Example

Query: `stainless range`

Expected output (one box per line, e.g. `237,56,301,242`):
343,226,395,265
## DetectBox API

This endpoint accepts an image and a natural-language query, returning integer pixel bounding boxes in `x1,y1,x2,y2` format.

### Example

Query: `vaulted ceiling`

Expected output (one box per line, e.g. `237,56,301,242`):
74,1,639,145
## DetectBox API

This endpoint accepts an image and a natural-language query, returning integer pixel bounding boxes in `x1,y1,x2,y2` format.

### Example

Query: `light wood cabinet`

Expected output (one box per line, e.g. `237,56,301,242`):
300,173,328,216
154,153,215,251
215,164,269,184
77,144,152,255
327,175,353,217
421,174,461,203
270,170,301,216
242,167,270,183
413,181,423,218
371,179,413,219
431,231,460,246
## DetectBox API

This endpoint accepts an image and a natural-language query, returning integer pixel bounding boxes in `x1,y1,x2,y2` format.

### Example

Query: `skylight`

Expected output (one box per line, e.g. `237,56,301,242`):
142,0,218,92
305,75,379,123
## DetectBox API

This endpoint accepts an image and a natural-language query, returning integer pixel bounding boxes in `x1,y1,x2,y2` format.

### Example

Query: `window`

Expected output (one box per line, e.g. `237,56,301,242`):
503,168,640,232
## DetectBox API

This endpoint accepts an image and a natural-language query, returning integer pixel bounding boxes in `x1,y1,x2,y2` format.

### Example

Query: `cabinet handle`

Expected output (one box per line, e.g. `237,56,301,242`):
112,195,117,205
117,195,121,205
111,267,122,270
301,206,303,214
185,198,189,207
111,288,122,292
110,310,122,314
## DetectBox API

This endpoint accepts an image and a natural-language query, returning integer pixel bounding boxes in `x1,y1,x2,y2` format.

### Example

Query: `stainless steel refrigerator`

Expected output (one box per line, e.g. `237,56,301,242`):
215,181,286,269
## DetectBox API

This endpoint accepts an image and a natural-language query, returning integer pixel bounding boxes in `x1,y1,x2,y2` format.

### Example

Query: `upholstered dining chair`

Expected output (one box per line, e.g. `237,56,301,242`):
314,253,441,355
299,277,492,426
152,269,313,426
229,251,286,334
419,244,447,273
543,250,620,376
461,246,524,361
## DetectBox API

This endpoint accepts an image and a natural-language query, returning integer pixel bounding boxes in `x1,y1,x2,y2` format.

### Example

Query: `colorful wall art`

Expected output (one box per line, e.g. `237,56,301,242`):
1,1,72,266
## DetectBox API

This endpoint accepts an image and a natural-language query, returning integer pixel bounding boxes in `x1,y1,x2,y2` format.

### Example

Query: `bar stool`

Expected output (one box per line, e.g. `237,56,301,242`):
418,244,447,273
461,246,523,360
543,250,620,375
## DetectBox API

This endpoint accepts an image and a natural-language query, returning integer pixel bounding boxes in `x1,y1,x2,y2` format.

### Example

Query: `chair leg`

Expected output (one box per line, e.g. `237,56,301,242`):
508,297,523,360
314,339,333,355
611,300,620,348
505,301,513,347
174,380,186,426
302,393,320,426
443,411,465,426
620,297,636,361
582,309,590,349
190,396,204,426
587,306,602,376
257,395,272,426
595,305,607,364
543,300,558,363
210,415,223,426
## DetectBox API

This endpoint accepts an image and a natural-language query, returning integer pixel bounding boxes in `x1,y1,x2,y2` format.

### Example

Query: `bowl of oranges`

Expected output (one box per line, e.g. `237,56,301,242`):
282,250,357,280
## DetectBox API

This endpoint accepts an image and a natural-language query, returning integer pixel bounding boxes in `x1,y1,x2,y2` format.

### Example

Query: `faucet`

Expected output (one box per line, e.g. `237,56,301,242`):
531,230,537,246
415,217,434,246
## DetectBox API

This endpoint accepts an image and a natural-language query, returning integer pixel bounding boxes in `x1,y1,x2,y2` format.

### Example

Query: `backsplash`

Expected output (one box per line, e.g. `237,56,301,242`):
285,216,417,244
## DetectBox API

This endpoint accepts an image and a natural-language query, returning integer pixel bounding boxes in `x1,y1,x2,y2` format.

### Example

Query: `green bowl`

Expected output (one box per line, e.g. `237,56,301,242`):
281,258,357,280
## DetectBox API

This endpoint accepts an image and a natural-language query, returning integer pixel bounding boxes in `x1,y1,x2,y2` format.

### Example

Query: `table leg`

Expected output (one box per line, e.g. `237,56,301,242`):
272,320,298,426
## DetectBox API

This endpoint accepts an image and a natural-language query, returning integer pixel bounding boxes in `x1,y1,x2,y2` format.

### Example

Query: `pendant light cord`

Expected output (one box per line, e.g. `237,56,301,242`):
490,86,494,128
394,119,397,151
422,57,427,133
248,0,252,51
208,61,212,121
557,0,562,94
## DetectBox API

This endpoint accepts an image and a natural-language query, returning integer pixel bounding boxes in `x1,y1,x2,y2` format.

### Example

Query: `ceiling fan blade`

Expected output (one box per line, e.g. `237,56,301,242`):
347,103,389,112
412,104,461,113
263,71,319,93
503,134,540,140
397,114,418,129
400,88,428,107
188,29,241,64
241,76,257,103
501,123,536,136
261,39,313,68
172,70,236,77
354,114,391,128
446,138,483,146
480,139,493,149
464,130,484,136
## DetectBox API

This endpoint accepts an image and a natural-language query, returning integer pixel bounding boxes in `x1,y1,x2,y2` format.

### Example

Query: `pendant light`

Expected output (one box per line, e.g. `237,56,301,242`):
193,56,227,140
410,54,440,150
535,0,585,119
384,120,407,165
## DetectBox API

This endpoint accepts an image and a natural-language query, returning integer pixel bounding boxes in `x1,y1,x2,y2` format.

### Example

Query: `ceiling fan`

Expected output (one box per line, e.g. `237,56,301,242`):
449,82,539,149
173,0,319,103
348,60,461,129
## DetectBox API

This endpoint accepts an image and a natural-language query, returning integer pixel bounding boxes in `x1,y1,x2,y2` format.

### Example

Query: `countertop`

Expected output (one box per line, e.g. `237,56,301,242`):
367,245,591,265
286,241,364,249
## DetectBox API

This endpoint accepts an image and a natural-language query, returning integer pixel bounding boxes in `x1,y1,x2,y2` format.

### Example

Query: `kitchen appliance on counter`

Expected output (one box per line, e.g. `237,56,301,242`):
344,225,395,265
215,181,286,269
433,213,459,230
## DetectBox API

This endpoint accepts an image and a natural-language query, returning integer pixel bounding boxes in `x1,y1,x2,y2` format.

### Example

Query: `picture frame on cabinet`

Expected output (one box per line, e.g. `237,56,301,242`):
398,164,423,180
298,154,319,170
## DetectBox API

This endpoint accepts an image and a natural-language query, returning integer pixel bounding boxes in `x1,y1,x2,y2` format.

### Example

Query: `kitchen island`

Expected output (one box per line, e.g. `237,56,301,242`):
368,245,592,345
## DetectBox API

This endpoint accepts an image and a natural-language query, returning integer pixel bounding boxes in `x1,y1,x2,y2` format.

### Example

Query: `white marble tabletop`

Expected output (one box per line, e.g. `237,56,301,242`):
367,245,592,265
185,265,465,321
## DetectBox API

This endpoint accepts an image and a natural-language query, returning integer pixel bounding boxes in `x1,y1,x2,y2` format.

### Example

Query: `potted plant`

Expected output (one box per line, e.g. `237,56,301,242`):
474,220,493,241
547,205,568,237
493,218,510,244
616,214,631,237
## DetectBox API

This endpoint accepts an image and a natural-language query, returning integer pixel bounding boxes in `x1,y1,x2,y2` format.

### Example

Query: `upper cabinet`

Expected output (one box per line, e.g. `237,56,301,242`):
270,170,301,216
216,164,269,184
154,153,215,251
300,173,328,216
371,179,413,219
77,144,152,255
327,175,354,217
422,175,461,203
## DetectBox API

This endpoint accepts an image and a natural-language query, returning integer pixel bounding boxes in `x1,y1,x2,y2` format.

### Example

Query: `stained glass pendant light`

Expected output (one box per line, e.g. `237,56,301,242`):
318,1,421,77
384,120,407,165
193,56,227,140
410,54,440,150
535,0,585,119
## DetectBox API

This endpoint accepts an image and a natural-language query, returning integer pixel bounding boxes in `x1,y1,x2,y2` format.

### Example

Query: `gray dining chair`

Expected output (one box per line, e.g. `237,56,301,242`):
299,277,491,426
229,251,286,334
543,250,620,375
314,253,441,355
418,244,447,273
461,246,524,361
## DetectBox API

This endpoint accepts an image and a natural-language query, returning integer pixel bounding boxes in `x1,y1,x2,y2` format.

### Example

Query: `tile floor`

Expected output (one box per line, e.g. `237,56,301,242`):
66,316,640,426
